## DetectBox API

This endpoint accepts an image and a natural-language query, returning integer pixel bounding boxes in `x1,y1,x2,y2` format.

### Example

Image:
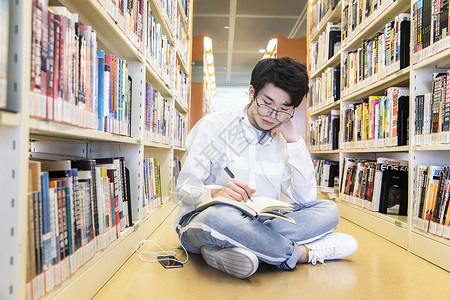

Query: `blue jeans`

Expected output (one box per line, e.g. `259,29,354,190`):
176,200,340,270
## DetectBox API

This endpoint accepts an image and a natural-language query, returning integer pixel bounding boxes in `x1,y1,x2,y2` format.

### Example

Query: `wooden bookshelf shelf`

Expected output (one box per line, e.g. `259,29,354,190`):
177,0,188,27
412,144,450,151
340,66,410,102
145,60,174,97
0,110,20,127
341,145,409,153
308,0,450,273
1,0,193,298
342,0,410,51
176,47,190,75
309,99,340,116
150,0,175,45
173,146,187,151
309,149,340,154
338,201,409,248
55,0,144,62
310,50,341,79
29,118,139,144
310,1,342,42
142,139,172,149
174,94,189,113
46,202,176,300
410,230,450,271
413,39,450,70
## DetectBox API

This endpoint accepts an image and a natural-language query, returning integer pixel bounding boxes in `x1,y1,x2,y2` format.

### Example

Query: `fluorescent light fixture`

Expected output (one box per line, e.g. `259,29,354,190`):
224,26,229,29
258,49,266,53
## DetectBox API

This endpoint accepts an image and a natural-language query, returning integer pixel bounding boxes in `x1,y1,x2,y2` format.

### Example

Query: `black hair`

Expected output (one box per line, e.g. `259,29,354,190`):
250,57,309,108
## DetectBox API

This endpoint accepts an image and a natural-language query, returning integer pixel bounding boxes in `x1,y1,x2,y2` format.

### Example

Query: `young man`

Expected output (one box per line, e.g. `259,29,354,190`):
175,57,357,279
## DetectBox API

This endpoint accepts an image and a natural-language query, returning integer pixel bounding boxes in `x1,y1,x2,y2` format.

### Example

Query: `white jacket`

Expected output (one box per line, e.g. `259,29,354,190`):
174,105,317,225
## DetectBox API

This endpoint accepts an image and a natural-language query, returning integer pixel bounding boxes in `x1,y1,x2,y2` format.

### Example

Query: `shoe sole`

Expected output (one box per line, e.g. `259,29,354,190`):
201,247,258,279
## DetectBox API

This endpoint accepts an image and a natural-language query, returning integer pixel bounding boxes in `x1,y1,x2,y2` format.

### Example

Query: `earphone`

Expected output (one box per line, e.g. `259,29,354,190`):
135,240,189,265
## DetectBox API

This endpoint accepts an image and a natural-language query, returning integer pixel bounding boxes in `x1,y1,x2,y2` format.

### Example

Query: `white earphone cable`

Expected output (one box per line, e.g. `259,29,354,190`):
135,240,189,264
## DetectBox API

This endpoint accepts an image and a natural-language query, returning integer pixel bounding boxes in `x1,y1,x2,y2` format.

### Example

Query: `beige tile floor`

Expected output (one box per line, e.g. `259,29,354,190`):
93,204,450,300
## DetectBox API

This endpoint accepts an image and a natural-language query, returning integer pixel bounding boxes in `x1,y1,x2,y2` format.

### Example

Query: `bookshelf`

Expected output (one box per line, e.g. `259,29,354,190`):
307,0,450,271
189,34,216,130
0,0,193,299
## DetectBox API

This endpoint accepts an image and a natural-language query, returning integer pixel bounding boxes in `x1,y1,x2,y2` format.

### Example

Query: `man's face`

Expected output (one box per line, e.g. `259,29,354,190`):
247,83,294,131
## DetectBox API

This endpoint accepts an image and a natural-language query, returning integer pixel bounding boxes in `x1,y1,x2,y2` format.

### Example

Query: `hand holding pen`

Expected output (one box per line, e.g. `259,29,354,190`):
222,167,255,203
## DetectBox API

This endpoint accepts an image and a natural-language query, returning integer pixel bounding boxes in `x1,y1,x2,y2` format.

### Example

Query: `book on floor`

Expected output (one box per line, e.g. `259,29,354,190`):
196,196,295,223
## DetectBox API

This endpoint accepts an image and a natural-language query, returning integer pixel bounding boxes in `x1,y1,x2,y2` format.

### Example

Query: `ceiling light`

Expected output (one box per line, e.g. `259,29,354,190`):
258,49,266,54
224,26,229,29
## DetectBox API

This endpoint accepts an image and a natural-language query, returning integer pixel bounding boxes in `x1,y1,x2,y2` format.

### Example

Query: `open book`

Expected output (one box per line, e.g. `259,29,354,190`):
196,196,295,223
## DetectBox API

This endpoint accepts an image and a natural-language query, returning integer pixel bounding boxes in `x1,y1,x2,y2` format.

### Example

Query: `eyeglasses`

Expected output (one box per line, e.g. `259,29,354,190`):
254,96,294,123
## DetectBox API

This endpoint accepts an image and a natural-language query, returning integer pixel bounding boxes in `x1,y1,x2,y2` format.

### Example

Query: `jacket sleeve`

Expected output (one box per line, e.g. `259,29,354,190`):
280,137,317,204
175,118,217,207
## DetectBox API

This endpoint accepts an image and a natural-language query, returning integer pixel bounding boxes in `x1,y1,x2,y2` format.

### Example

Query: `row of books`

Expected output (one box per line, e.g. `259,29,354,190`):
342,13,410,92
309,67,340,110
310,0,341,32
98,0,145,52
309,110,340,150
413,165,450,239
340,157,409,215
342,0,390,41
175,59,189,108
176,8,190,64
173,109,187,148
313,159,340,188
341,87,409,148
27,157,131,298
179,0,191,22
310,22,341,74
146,3,177,88
412,0,450,53
142,157,162,216
173,156,182,184
414,71,450,145
0,0,9,110
145,82,172,144
30,4,132,135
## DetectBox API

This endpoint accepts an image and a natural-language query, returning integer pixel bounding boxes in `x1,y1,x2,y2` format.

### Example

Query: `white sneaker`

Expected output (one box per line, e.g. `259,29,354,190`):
200,246,259,279
305,232,358,265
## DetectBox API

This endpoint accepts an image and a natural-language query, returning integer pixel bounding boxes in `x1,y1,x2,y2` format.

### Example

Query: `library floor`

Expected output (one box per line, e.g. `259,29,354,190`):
93,205,450,300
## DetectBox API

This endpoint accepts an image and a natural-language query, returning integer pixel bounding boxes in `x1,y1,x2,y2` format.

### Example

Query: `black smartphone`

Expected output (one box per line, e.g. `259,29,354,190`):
157,255,183,269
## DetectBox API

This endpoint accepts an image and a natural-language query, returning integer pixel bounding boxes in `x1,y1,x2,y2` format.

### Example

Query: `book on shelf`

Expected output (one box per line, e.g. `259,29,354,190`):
95,157,131,234
30,4,135,136
341,13,410,92
26,157,134,294
143,157,162,212
313,159,339,188
308,109,340,150
376,159,409,215
341,87,409,148
0,0,10,109
327,22,341,59
196,196,295,224
414,70,450,145
145,82,173,143
413,165,450,238
413,0,449,53
340,157,408,215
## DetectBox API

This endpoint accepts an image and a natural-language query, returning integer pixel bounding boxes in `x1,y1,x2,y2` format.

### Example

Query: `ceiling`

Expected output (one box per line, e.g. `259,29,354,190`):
193,0,309,86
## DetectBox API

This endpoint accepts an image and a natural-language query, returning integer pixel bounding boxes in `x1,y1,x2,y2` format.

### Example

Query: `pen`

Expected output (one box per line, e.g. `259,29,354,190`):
224,167,254,202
